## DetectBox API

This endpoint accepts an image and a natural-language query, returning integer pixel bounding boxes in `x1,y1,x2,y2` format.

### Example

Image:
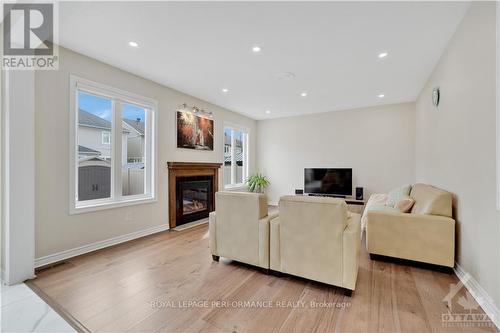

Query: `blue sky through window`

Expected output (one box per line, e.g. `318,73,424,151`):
122,103,145,121
79,92,145,122
224,128,243,141
234,130,242,141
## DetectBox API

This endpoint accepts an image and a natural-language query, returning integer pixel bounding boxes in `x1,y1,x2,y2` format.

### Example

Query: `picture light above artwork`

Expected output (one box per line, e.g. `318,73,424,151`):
177,103,213,118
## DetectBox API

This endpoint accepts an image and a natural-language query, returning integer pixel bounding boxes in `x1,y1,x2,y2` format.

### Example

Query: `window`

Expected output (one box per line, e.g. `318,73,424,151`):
223,125,249,188
101,131,111,144
122,103,147,196
70,76,157,213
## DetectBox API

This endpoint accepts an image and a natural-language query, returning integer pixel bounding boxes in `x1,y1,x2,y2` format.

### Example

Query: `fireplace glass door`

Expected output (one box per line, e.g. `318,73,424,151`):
176,176,213,226
183,186,208,215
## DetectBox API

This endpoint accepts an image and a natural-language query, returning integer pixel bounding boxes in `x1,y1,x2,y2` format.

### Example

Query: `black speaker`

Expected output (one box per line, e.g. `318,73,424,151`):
295,189,304,195
355,187,363,200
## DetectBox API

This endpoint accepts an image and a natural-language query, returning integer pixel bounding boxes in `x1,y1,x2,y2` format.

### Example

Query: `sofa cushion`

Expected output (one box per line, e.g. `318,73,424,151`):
369,203,401,213
410,183,453,217
361,193,388,230
395,197,415,213
366,193,388,206
386,185,412,207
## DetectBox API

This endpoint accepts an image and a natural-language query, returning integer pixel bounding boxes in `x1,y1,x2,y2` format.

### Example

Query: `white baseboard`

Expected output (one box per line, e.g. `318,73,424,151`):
454,263,500,330
34,224,169,268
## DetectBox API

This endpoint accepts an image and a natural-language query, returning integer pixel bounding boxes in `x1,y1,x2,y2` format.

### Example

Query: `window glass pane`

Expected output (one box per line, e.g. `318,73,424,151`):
223,127,248,187
223,127,232,187
122,103,146,196
102,131,111,144
234,130,244,184
77,91,112,201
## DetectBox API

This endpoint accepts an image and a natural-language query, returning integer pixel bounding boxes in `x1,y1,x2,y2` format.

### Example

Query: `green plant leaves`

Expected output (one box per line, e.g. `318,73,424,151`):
245,173,270,193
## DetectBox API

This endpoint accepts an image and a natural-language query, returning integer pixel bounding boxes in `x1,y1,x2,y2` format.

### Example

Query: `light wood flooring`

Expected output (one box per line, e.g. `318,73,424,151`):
28,224,498,333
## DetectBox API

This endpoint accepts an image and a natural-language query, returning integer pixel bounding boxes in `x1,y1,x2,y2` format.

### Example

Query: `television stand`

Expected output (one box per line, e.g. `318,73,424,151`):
308,193,346,199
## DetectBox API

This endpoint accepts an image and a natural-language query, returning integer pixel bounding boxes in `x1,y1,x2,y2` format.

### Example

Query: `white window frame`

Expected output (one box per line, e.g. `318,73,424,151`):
223,122,249,189
69,75,158,214
101,131,111,145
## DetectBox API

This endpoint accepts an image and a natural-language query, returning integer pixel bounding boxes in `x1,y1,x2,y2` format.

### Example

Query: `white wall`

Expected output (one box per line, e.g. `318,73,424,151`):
257,103,416,204
35,46,256,259
415,2,500,311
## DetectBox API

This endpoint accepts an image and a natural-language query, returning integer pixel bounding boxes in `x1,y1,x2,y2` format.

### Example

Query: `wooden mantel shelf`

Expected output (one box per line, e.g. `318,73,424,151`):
167,162,222,229
167,162,223,170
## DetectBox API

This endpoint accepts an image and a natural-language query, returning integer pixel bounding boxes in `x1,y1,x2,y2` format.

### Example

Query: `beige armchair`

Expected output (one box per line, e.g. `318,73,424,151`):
209,191,277,269
366,183,455,267
270,196,361,291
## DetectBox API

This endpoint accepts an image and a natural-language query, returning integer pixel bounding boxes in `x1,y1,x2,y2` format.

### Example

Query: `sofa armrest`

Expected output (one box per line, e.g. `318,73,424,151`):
209,211,217,256
342,213,361,290
257,215,272,269
267,211,279,221
270,216,280,271
361,193,389,230
366,211,455,267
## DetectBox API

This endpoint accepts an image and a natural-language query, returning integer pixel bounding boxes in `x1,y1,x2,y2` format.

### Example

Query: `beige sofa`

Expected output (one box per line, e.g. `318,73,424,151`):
270,196,361,291
366,183,455,267
209,191,277,269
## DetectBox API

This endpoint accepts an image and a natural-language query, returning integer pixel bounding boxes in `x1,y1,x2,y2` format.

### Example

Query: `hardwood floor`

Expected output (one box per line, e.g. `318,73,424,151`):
28,224,498,333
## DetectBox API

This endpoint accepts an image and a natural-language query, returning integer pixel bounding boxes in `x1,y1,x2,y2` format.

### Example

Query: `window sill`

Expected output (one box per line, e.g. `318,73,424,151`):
71,195,156,215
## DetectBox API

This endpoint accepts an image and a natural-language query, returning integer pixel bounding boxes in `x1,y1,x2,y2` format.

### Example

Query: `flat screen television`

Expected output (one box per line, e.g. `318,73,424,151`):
304,168,352,196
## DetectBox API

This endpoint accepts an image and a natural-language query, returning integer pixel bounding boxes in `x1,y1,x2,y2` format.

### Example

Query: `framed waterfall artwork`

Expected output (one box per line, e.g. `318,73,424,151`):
176,110,214,150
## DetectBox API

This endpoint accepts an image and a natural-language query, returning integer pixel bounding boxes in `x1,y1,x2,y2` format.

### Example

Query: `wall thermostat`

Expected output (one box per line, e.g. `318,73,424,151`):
432,87,440,107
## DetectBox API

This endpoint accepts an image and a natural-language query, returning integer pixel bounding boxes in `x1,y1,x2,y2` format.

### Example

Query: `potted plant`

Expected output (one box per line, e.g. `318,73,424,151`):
245,173,270,193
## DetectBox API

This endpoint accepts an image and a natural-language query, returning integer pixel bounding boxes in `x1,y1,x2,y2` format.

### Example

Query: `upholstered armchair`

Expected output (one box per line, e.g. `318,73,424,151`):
270,196,361,291
209,191,277,269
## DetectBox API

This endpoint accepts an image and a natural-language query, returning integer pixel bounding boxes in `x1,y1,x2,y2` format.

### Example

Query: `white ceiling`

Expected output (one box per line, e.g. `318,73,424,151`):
59,1,470,120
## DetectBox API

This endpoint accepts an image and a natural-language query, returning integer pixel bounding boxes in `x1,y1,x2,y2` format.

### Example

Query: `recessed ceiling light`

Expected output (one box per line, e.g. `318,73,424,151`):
378,94,385,98
128,41,139,47
222,88,229,93
378,52,388,58
252,46,261,53
265,110,271,114
301,92,308,97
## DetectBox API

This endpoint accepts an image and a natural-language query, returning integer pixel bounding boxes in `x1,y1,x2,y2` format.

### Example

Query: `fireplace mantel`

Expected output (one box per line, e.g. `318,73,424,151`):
167,162,222,228
167,162,223,170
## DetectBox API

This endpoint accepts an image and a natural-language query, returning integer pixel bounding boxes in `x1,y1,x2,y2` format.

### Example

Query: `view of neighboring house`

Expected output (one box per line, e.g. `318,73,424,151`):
223,131,244,186
78,109,145,200
223,133,243,166
122,118,145,164
77,109,131,164
77,145,101,158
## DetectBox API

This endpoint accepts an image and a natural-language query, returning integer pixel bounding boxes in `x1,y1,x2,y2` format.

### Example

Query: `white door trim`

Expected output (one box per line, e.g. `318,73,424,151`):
1,69,36,285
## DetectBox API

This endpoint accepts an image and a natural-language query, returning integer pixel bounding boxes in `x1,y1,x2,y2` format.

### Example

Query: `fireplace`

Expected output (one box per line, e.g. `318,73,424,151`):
176,176,213,226
167,162,222,228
